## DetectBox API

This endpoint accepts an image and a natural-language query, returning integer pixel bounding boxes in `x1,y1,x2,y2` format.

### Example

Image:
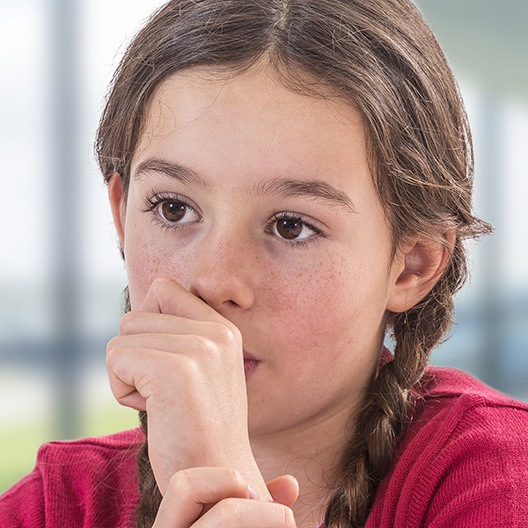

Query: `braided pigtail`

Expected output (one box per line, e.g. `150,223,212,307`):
324,238,470,527
118,286,163,528
135,412,162,528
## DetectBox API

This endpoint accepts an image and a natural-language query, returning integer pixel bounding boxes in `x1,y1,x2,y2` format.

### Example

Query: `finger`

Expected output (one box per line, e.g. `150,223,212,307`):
116,312,238,346
193,498,296,528
152,467,253,528
105,344,194,410
119,311,218,336
140,277,234,330
105,346,161,411
266,475,299,508
107,329,243,376
106,332,244,383
108,332,217,357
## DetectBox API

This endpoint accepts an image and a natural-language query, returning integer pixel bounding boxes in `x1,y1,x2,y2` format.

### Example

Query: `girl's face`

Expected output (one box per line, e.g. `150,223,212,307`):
110,65,408,437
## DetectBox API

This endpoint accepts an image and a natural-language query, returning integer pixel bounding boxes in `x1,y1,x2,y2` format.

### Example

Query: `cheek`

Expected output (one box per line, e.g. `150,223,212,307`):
126,253,160,310
264,252,390,362
123,227,196,309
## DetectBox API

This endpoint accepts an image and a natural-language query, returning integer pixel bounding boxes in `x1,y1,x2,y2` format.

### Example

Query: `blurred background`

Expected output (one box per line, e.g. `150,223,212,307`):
1,0,527,493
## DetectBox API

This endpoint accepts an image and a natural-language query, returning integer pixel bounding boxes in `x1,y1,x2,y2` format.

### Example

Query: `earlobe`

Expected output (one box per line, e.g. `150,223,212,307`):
386,231,455,313
108,173,126,250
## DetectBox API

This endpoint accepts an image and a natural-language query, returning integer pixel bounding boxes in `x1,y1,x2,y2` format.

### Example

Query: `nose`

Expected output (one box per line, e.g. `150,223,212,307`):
188,234,256,312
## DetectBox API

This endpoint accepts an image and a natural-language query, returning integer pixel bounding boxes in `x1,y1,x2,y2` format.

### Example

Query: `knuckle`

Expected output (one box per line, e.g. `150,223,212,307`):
105,344,118,364
166,470,191,497
105,346,125,369
218,324,239,345
119,311,137,335
276,505,296,527
283,506,296,527
152,276,172,294
106,337,117,355
224,468,246,491
226,323,242,343
216,499,241,525
176,354,200,379
208,322,242,350
190,334,217,355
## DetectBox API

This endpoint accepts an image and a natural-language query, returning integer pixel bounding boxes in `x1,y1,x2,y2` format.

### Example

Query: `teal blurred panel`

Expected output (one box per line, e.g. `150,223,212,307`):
415,0,528,101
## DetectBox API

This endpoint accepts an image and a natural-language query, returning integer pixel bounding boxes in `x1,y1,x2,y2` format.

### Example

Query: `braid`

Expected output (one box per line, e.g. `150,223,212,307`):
135,412,163,528
120,287,162,527
324,241,466,527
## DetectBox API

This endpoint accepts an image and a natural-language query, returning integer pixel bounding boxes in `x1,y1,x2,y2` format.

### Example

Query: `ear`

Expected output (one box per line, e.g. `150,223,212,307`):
386,230,456,313
108,173,126,250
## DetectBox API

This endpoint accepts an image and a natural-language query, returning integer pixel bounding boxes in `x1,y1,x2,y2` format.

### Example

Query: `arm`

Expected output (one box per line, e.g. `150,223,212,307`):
152,468,298,528
371,396,528,528
0,468,45,528
424,405,528,527
106,277,271,499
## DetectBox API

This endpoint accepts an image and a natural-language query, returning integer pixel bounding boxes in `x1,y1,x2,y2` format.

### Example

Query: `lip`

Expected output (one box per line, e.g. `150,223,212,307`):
243,350,259,362
243,351,260,380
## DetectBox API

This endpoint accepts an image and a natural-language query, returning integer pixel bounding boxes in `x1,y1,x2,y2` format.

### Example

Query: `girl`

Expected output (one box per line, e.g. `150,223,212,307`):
2,0,527,527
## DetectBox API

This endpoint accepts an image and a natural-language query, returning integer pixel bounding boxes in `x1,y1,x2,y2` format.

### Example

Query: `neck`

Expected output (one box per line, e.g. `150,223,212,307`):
250,405,353,528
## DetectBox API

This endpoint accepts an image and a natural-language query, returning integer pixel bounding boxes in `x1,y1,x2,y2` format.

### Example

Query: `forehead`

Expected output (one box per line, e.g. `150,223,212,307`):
152,67,357,120
132,64,372,202
140,64,362,142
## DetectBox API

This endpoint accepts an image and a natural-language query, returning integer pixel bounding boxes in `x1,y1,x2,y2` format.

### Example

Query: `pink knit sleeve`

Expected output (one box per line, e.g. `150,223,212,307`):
0,467,45,528
0,430,142,527
420,405,528,527
367,384,528,528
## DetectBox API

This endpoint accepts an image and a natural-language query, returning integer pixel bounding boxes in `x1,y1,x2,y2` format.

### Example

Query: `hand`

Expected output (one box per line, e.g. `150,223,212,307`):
153,468,298,528
106,277,269,498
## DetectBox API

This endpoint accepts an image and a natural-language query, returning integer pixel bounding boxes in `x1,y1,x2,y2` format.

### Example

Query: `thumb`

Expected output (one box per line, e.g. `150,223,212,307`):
266,475,299,508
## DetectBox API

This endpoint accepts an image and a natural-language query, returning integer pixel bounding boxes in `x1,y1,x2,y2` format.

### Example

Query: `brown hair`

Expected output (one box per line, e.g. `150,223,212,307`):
96,1,491,526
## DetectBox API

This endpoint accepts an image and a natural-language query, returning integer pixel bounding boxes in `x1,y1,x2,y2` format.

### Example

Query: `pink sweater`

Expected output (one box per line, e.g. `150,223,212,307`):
1,365,528,527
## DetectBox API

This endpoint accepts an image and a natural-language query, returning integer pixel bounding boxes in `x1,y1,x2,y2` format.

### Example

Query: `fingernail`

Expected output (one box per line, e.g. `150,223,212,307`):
248,485,260,500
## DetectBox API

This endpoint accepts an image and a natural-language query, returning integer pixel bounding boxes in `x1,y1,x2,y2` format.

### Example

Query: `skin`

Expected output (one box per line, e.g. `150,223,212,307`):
106,63,449,527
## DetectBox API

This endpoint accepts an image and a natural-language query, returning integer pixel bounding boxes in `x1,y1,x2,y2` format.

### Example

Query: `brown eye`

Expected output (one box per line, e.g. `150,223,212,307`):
268,213,321,244
276,218,303,239
152,198,200,226
144,194,200,228
160,200,187,223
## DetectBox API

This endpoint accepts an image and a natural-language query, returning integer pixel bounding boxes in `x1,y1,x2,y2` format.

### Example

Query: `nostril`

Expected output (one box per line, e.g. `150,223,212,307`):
190,278,254,311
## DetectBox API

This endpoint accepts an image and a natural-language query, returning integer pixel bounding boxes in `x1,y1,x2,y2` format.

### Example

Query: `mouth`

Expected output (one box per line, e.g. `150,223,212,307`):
243,351,260,380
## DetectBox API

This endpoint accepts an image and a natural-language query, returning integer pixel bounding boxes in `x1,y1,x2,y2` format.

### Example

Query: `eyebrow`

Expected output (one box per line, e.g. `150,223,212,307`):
253,178,357,213
134,157,357,213
134,158,209,188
